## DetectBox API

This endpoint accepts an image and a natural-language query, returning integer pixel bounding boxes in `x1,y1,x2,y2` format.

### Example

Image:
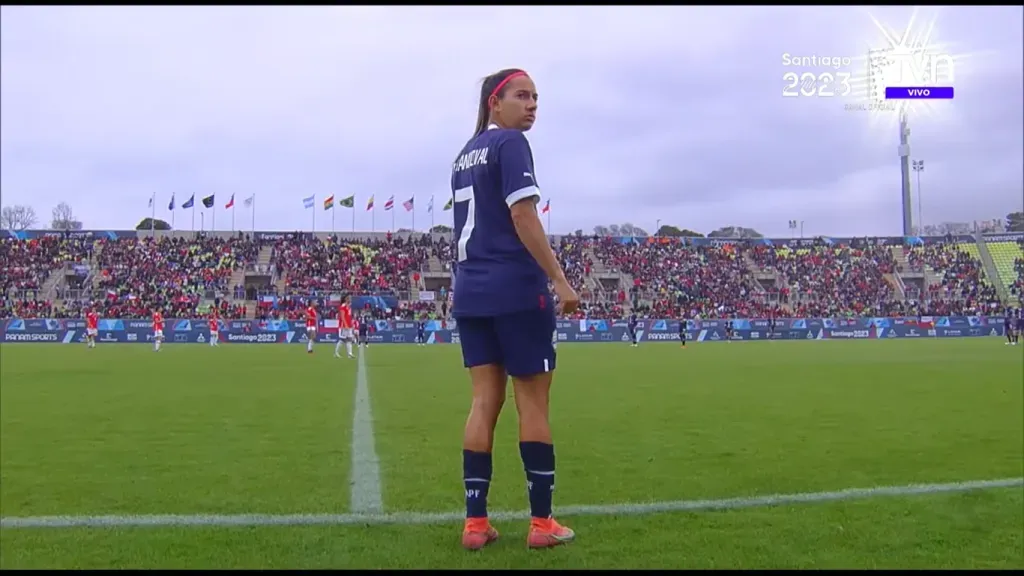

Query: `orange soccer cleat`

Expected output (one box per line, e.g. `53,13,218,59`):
462,517,499,551
527,516,575,549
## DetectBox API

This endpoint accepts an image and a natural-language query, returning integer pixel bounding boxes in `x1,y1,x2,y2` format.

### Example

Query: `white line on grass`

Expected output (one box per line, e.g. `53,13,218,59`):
349,345,383,514
2,477,1020,529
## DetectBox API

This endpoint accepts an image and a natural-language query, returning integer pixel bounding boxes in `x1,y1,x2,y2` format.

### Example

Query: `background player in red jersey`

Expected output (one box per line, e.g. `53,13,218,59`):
209,306,220,347
85,307,99,349
152,309,165,352
305,303,317,354
334,294,355,359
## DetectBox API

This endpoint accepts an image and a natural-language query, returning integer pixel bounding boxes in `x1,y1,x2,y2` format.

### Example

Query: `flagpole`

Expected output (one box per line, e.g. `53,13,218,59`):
150,191,156,234
191,200,195,233
171,201,175,230
312,201,316,234
430,195,434,230
412,206,416,234
391,208,395,232
332,206,336,233
372,209,375,233
213,203,216,232
351,203,355,232
232,200,236,232
251,194,256,235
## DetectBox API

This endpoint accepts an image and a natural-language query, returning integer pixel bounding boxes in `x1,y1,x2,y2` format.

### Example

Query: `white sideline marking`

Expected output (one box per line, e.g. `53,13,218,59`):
350,346,383,514
2,477,1019,529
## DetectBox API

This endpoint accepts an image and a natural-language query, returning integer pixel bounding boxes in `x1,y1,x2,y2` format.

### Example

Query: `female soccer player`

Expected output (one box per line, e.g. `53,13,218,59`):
450,68,580,551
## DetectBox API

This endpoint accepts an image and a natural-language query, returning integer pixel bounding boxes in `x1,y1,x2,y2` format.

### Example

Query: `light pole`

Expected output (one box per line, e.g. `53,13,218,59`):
912,160,924,235
788,219,804,238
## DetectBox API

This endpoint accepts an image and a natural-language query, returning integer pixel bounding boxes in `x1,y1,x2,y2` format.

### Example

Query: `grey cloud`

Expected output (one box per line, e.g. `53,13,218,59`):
1,6,1021,235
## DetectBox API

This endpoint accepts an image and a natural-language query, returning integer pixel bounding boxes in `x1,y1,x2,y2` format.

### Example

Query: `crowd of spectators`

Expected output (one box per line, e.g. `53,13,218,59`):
0,236,93,294
271,234,429,296
748,243,900,318
591,237,774,319
905,243,999,312
88,235,258,317
0,232,1014,321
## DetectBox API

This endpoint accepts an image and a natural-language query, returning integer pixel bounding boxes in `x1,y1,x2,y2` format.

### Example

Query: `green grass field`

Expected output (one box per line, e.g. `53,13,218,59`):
1,339,1022,569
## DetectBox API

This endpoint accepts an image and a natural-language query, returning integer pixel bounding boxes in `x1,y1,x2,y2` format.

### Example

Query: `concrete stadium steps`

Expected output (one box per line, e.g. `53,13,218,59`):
228,267,247,294
256,245,274,270
743,253,773,293
87,241,105,292
890,245,908,269
409,272,421,301
40,266,65,301
883,273,906,300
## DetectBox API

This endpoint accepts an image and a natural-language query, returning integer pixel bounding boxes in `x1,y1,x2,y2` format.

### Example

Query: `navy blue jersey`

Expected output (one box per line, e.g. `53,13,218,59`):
417,321,425,334
451,125,546,317
627,314,637,331
359,319,369,334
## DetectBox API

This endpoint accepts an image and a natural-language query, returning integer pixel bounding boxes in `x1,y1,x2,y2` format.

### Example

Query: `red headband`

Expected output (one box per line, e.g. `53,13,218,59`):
489,71,528,102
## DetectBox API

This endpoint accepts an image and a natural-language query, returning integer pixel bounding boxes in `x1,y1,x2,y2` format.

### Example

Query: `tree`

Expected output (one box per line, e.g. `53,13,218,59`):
572,229,583,236
136,217,171,230
656,224,704,237
618,222,649,237
708,226,763,238
0,205,38,231
430,224,452,233
1007,211,1024,232
593,223,649,237
50,202,83,230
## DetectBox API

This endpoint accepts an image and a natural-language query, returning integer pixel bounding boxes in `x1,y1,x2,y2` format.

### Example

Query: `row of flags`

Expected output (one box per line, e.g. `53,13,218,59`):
300,194,453,213
150,192,552,214
298,194,551,214
149,193,254,211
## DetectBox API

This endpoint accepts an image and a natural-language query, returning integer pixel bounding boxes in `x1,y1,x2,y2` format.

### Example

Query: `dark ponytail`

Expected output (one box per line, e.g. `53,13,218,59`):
472,68,526,138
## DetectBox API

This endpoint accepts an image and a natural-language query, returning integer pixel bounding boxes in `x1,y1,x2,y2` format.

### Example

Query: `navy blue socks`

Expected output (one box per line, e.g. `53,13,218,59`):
463,449,492,518
519,441,555,519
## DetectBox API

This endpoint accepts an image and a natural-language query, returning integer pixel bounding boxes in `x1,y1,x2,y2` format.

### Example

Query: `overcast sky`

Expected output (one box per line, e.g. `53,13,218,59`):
1,6,1021,237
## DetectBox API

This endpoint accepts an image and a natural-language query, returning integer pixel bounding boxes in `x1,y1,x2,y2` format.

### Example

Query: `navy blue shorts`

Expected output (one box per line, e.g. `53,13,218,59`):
456,307,557,378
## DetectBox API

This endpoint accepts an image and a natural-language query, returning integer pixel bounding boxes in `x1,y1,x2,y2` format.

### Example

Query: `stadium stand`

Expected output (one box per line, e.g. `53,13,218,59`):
902,240,1000,314
984,237,1024,301
88,235,259,318
747,242,899,317
0,230,1016,321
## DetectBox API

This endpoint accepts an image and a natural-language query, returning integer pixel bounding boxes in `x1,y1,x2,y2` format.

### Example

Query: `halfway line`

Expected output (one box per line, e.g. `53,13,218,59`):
349,345,383,514
2,477,1020,529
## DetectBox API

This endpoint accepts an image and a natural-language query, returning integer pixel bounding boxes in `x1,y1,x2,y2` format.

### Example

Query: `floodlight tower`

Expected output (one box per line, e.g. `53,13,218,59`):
898,108,914,237
869,47,916,237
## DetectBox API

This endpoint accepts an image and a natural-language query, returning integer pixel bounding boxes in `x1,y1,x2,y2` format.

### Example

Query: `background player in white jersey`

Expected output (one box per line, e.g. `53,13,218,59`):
152,310,165,352
334,294,355,359
305,304,317,354
209,306,220,347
